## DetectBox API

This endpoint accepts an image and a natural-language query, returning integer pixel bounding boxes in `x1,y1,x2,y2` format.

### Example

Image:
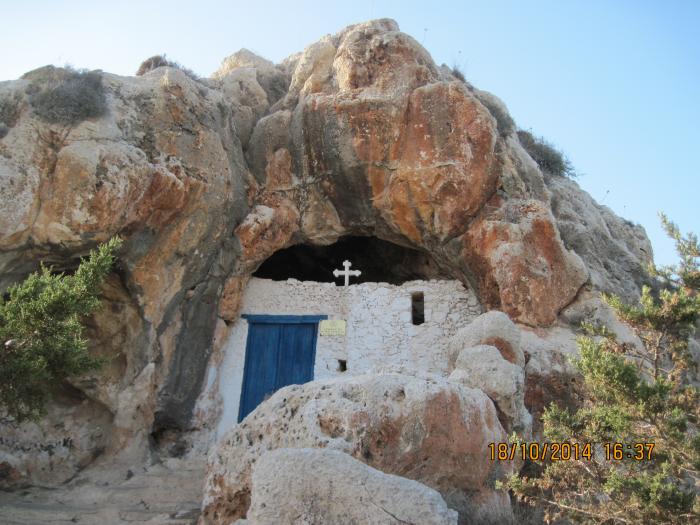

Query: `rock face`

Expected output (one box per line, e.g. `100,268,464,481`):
546,175,653,301
450,345,531,436
448,310,524,367
446,311,531,435
201,373,513,525
241,448,458,525
0,63,249,485
0,17,653,495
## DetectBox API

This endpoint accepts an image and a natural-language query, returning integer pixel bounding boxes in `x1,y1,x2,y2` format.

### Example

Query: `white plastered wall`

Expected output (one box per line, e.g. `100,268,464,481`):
197,277,481,440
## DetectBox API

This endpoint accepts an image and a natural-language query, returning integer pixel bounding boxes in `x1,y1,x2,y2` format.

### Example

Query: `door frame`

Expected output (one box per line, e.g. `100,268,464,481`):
238,314,327,422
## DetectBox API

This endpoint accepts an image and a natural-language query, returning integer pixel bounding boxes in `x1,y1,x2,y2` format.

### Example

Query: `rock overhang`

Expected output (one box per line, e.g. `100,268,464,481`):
0,17,653,486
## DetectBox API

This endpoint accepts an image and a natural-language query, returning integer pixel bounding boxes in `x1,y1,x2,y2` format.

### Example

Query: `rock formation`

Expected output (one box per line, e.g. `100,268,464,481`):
240,448,459,525
0,16,654,525
202,373,513,524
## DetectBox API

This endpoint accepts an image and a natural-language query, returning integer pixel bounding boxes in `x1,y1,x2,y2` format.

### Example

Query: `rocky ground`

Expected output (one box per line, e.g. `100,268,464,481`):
0,458,204,525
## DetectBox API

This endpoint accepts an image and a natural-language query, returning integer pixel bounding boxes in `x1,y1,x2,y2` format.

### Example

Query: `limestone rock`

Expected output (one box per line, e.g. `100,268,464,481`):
214,49,289,107
201,373,513,525
218,275,250,322
546,175,653,301
332,19,436,95
287,36,336,98
241,18,592,326
0,456,204,524
215,68,269,148
559,288,642,347
244,448,458,525
233,202,300,271
215,49,276,74
0,64,250,486
520,327,583,436
448,311,524,367
0,389,112,489
0,17,656,491
462,199,589,326
450,344,532,436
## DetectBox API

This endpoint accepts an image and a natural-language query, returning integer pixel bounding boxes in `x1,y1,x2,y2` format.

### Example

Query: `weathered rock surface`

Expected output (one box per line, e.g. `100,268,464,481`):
201,373,513,525
241,448,458,525
546,175,653,301
461,199,588,326
520,327,583,435
0,457,204,525
0,389,112,490
449,344,532,436
0,64,249,486
448,310,524,367
0,16,654,492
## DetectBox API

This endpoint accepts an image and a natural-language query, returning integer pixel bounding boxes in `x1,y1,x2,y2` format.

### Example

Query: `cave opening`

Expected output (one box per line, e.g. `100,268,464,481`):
253,236,449,285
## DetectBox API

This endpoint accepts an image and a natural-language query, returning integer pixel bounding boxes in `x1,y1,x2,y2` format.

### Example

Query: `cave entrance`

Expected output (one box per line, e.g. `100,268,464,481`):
210,235,479,432
253,236,448,285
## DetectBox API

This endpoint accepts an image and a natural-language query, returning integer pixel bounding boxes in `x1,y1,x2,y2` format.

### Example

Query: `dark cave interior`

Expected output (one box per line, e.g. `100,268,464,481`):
253,236,449,285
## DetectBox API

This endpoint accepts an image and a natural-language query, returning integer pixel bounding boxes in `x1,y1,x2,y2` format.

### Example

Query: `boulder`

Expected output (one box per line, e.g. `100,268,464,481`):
286,36,336,99
448,311,524,367
243,448,458,525
215,67,269,148
449,345,532,436
0,391,111,490
213,49,290,106
201,373,514,525
520,327,583,436
461,199,589,326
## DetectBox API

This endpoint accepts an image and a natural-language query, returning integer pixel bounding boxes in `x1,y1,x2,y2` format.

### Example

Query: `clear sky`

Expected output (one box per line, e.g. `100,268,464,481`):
1,0,698,267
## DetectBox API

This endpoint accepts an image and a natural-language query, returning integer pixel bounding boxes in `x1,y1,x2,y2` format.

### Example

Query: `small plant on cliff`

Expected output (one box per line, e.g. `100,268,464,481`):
135,54,200,81
502,214,700,524
0,91,23,128
26,66,107,126
0,91,23,138
478,95,516,137
0,237,122,421
451,64,466,82
517,129,576,178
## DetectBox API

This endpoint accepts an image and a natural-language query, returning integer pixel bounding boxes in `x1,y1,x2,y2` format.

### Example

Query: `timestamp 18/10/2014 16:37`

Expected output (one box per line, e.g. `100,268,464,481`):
488,442,655,462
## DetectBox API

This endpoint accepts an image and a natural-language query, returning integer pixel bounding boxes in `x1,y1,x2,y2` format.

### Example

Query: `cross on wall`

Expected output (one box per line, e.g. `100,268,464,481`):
332,260,361,286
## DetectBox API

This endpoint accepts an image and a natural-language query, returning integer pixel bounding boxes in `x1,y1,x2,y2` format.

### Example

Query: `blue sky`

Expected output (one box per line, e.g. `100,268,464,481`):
1,0,698,266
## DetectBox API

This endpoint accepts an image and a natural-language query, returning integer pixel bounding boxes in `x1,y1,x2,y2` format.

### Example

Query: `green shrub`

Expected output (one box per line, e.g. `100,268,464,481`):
27,66,107,126
0,237,122,421
517,129,576,178
136,54,200,81
503,215,700,524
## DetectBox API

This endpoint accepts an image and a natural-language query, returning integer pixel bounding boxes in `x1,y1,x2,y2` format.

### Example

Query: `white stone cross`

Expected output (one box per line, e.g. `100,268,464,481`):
333,260,361,287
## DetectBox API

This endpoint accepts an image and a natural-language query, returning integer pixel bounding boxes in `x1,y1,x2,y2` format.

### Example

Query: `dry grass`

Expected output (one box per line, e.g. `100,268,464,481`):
517,129,576,178
136,54,200,82
0,91,22,128
479,97,516,137
26,66,107,126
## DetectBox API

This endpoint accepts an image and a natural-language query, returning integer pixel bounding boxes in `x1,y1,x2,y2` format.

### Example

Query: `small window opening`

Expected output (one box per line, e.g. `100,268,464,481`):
411,292,425,325
337,359,347,372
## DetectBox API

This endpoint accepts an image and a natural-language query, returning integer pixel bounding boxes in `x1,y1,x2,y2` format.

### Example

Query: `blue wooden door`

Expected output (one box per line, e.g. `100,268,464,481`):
238,315,326,422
